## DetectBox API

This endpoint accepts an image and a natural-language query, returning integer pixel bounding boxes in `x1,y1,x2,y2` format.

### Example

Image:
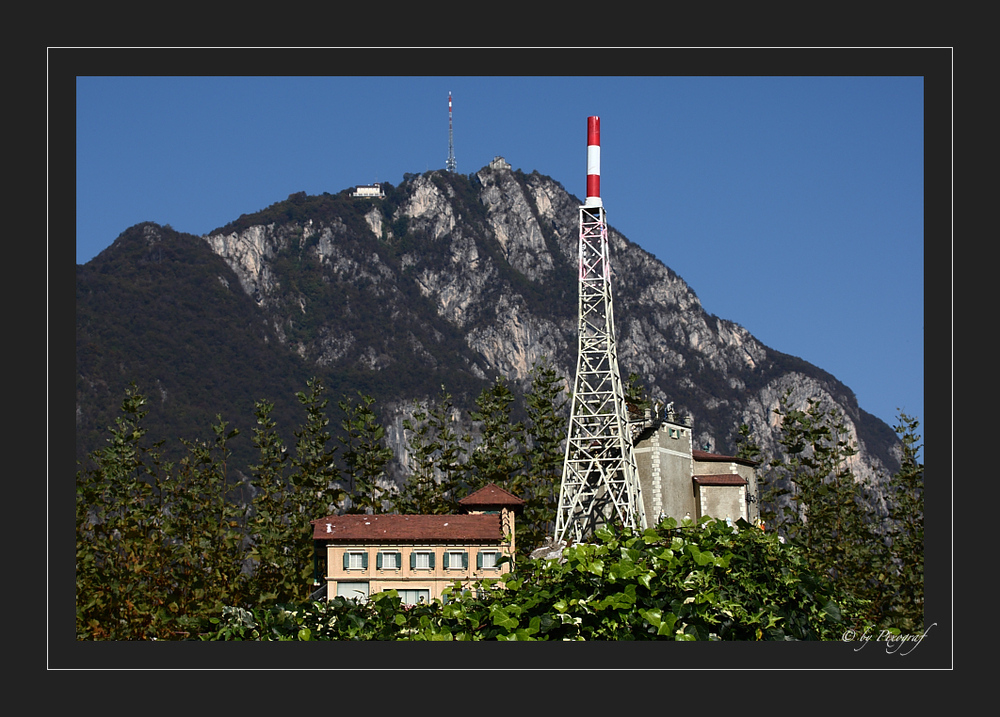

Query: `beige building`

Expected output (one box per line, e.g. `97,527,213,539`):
311,483,523,605
633,409,760,527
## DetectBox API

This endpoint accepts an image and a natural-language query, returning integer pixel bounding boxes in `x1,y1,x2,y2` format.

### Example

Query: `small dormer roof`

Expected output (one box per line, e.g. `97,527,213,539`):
459,483,524,511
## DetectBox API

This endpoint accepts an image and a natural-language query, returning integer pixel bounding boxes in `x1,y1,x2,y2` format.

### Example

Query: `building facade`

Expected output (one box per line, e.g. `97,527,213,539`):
633,409,760,527
311,483,523,604
351,183,385,198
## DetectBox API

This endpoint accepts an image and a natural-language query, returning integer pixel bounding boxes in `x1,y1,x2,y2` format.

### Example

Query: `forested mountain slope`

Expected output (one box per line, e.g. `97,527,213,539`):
76,165,900,492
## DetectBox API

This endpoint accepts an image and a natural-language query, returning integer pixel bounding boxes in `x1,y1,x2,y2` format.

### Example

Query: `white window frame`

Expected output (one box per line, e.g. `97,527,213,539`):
411,550,434,570
378,550,400,571
344,550,368,571
478,549,500,570
445,550,468,570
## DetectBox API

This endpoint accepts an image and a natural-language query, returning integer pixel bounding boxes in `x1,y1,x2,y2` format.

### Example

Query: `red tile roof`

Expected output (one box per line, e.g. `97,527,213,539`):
459,482,525,508
311,513,502,542
693,474,748,486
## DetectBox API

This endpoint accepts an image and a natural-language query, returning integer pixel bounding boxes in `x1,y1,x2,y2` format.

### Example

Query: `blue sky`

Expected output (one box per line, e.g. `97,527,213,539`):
73,60,933,445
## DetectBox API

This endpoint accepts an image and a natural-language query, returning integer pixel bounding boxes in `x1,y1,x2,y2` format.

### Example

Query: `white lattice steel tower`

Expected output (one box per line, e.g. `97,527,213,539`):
554,116,647,543
446,92,457,172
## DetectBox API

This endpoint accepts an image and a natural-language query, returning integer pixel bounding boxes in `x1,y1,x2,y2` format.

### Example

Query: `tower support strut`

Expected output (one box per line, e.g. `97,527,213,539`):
554,120,646,543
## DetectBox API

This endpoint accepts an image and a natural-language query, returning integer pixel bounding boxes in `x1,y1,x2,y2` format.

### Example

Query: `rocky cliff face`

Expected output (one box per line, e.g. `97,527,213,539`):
195,165,900,494
76,164,899,510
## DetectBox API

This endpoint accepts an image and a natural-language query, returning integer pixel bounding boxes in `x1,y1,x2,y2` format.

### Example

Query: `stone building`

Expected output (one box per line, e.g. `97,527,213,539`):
632,407,760,527
488,156,512,170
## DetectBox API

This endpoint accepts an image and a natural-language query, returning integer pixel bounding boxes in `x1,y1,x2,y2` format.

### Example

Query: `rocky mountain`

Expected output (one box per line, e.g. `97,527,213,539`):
75,164,901,496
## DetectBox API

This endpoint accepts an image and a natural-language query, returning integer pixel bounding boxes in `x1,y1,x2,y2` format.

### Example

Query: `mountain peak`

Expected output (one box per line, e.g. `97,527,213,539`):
77,167,901,486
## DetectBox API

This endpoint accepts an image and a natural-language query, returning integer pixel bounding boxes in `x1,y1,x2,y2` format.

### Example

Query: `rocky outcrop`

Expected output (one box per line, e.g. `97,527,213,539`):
476,166,555,281
195,165,899,490
204,224,281,304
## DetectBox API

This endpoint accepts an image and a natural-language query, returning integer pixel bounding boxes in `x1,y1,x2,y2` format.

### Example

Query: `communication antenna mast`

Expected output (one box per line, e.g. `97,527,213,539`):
446,91,457,172
554,116,647,544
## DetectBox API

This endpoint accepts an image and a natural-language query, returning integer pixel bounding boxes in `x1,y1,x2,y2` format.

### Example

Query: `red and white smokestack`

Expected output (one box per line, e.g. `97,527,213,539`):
586,116,602,207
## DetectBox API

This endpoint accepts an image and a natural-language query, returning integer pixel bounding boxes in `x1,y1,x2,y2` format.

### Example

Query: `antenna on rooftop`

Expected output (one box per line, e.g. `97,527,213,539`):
446,91,457,172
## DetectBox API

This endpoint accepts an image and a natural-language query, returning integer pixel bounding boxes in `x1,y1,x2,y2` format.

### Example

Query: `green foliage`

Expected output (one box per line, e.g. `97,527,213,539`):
467,376,526,492
76,379,370,638
397,387,469,515
758,391,924,631
762,393,866,569
624,372,650,415
244,398,296,604
76,384,247,639
80,379,893,642
519,358,569,554
879,412,924,631
338,392,394,514
166,418,247,614
267,378,348,600
735,423,762,464
289,378,343,514
200,519,849,641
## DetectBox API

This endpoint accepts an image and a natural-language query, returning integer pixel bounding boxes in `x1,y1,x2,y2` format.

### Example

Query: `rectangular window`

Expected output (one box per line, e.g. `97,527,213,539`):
343,550,368,570
377,551,400,570
336,582,369,602
445,550,468,570
477,550,500,570
411,550,435,570
397,589,430,606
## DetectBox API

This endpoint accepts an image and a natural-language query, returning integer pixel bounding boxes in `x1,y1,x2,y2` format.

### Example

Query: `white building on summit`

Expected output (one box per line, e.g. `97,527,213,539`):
352,183,385,198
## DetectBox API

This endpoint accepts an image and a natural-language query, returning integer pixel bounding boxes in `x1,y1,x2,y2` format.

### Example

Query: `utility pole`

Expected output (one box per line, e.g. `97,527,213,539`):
554,116,646,544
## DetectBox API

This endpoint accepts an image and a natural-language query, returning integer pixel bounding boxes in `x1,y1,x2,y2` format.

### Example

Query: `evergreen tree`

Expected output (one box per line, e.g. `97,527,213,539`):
468,376,525,493
168,418,245,615
761,391,883,624
245,398,295,604
397,388,468,514
338,392,394,514
881,412,924,630
76,385,167,639
735,423,762,465
289,378,343,514
76,385,248,638
521,358,569,552
285,378,346,598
